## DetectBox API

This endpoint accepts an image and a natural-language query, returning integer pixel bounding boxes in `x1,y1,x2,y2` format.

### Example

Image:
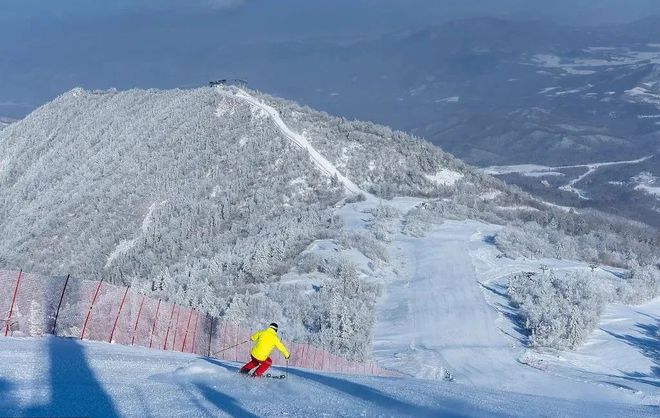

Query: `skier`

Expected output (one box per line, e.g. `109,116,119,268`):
240,323,290,377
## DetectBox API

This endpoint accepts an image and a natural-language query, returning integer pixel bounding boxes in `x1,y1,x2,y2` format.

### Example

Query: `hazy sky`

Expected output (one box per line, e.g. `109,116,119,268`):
2,0,660,117
6,0,660,31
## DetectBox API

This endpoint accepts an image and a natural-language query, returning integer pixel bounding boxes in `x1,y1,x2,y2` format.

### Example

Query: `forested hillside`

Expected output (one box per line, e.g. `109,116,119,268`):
0,86,657,360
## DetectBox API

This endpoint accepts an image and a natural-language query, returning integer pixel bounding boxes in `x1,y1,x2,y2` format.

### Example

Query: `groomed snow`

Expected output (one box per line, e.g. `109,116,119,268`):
331,198,660,413
0,336,657,418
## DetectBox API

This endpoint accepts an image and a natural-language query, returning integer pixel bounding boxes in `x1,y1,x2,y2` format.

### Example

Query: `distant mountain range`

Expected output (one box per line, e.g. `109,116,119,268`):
2,17,658,227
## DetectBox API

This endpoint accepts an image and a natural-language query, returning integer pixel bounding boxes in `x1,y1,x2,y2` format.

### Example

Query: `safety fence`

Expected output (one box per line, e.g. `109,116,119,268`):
0,269,402,378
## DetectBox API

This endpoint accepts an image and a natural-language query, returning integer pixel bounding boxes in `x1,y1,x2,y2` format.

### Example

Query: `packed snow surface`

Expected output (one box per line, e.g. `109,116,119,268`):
367,214,660,402
0,336,657,418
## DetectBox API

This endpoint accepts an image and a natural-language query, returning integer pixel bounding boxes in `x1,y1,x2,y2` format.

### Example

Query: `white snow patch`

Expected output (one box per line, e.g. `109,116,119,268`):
479,190,503,200
525,171,565,178
105,201,166,268
424,169,463,186
632,172,660,198
485,156,655,200
636,184,660,197
625,86,660,106
435,96,460,103
483,164,556,176
538,87,560,94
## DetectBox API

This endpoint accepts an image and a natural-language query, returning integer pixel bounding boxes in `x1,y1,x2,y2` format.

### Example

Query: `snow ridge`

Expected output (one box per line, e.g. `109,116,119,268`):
218,87,365,195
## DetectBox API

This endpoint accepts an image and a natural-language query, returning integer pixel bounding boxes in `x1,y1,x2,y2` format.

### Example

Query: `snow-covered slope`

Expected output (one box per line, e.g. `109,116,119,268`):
0,86,468,284
332,198,660,408
1,85,658,416
0,336,656,418
219,87,365,195
0,85,498,360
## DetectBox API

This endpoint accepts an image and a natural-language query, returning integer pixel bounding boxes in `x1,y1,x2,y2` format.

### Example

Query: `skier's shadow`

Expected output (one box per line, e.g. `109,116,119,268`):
193,382,260,418
194,357,261,417
23,337,120,417
202,357,493,417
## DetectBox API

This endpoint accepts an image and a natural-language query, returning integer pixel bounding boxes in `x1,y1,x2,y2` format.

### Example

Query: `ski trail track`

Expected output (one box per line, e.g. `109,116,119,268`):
216,86,364,195
372,219,652,404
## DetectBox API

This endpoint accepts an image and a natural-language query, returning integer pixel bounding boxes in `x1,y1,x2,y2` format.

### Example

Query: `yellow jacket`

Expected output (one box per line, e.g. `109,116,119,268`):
250,327,290,361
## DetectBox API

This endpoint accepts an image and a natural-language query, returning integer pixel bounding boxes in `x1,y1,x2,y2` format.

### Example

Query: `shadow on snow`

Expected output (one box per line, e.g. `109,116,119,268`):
193,382,260,418
600,318,660,388
23,337,120,417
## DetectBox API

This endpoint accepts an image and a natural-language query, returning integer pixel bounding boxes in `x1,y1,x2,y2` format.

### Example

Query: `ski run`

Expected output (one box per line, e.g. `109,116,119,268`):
217,86,365,195
2,198,657,417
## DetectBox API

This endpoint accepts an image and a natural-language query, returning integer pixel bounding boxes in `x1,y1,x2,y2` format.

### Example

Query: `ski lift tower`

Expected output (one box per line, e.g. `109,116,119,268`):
209,79,248,87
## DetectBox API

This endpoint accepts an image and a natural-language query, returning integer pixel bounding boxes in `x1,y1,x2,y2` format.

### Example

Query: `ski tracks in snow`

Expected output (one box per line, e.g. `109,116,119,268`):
216,87,365,195
372,219,651,404
374,222,527,388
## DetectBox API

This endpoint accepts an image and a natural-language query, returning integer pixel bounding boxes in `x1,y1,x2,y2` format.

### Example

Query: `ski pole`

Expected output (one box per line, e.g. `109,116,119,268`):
285,358,289,380
210,340,249,357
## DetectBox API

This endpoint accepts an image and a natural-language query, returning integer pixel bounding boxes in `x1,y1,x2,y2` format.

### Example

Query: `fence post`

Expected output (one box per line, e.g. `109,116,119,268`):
4,270,23,337
299,344,306,369
163,302,177,350
131,295,146,346
80,278,104,340
171,306,181,351
181,308,194,352
108,286,130,343
311,346,317,370
51,274,70,335
190,310,199,354
207,315,215,357
234,324,240,362
221,321,228,360
149,299,162,348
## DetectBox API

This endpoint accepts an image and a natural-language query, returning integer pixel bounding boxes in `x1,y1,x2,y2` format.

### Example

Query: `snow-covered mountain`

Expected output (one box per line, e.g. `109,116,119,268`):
0,85,659,414
0,117,15,130
4,17,660,227
0,85,491,359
